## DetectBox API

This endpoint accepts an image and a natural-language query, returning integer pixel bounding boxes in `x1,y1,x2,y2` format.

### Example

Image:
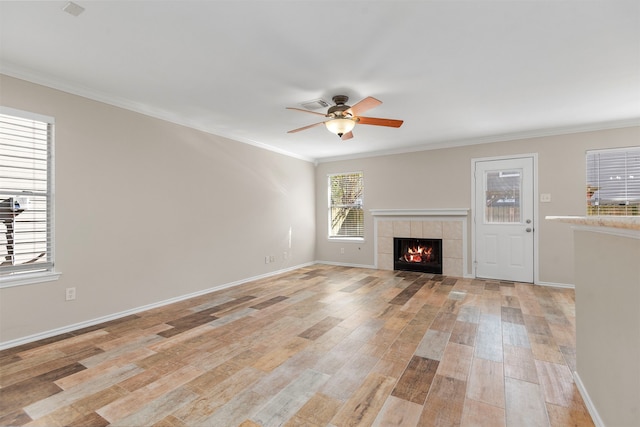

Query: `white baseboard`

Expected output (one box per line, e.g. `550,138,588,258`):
0,262,315,351
315,260,377,269
536,280,575,289
318,261,475,279
574,371,605,427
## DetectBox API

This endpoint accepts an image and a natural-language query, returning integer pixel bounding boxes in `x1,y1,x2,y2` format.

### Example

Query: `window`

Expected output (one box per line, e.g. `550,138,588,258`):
586,147,640,216
0,108,56,283
329,172,364,239
484,170,521,223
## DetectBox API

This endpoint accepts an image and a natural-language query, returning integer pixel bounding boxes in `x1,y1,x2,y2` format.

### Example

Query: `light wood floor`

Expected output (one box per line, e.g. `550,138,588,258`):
0,265,594,427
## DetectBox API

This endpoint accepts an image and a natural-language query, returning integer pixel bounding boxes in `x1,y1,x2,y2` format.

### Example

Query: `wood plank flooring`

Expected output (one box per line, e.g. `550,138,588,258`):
0,265,594,426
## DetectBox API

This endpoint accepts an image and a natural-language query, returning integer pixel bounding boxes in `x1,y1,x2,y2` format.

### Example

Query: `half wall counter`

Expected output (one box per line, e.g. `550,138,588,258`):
546,215,640,427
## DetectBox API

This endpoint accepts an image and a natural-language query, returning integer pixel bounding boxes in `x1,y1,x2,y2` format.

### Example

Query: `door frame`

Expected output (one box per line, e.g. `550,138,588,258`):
471,153,539,284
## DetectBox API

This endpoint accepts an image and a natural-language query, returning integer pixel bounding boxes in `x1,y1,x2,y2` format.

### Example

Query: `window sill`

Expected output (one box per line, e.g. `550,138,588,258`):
0,271,62,289
328,237,365,243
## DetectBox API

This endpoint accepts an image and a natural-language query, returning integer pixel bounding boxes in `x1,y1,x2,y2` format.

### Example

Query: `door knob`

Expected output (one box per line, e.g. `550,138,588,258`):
526,219,532,224
526,227,532,232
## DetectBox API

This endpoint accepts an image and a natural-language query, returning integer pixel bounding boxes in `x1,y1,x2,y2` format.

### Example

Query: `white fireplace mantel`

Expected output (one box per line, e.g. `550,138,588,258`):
370,208,469,217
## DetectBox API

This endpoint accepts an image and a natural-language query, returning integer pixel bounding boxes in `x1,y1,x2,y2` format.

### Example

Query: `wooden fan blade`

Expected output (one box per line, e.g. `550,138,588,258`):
286,107,327,117
357,116,404,128
341,131,354,141
287,121,326,133
349,96,382,116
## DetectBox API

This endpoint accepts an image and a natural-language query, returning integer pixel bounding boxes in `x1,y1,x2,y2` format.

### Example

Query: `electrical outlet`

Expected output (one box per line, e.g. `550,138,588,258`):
265,256,270,264
65,287,76,301
270,255,275,262
340,248,345,254
283,251,287,260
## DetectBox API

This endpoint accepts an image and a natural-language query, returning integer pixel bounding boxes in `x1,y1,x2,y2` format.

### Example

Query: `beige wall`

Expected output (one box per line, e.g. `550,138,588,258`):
1,73,638,345
315,126,640,285
0,75,316,343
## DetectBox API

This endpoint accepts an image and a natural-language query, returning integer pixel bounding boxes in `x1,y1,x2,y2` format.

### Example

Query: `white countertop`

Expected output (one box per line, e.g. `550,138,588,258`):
545,215,640,231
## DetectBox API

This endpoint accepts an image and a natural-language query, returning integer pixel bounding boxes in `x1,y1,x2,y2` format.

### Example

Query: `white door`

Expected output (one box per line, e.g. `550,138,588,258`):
474,157,535,282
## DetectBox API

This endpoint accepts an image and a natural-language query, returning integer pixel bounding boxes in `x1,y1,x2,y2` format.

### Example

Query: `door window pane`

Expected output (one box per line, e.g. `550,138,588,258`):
485,170,521,223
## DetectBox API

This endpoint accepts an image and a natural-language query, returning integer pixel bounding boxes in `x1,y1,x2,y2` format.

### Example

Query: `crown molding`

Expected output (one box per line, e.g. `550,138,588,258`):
0,65,315,163
3,64,638,165
316,119,640,163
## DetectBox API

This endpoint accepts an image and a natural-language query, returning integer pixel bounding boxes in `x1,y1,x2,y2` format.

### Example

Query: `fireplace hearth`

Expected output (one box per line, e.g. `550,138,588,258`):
394,237,443,274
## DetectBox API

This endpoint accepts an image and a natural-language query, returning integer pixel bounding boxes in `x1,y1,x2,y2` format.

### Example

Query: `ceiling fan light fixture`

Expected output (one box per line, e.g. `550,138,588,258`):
325,118,356,137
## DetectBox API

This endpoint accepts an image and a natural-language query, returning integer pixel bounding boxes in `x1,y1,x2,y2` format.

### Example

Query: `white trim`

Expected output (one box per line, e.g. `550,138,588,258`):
316,119,640,163
327,237,366,243
318,259,475,278
316,260,376,270
4,67,638,166
574,371,606,427
0,107,57,283
370,208,469,217
471,153,539,283
0,105,55,124
50,114,57,286
0,271,61,288
328,171,365,240
587,145,640,155
536,280,575,289
0,262,314,351
0,69,314,164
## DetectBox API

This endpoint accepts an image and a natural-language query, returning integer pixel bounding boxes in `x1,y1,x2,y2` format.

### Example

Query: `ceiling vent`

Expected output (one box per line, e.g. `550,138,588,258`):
299,99,330,111
62,2,85,17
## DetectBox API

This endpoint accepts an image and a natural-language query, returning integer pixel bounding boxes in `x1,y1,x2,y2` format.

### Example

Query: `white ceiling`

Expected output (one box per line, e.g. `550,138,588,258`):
1,1,639,163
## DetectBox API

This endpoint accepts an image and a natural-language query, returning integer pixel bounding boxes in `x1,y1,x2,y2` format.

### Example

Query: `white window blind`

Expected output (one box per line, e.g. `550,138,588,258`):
0,111,54,277
586,146,640,216
329,172,364,238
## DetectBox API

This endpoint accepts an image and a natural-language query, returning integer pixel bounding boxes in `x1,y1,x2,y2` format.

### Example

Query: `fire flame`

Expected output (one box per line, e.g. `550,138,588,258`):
403,245,433,263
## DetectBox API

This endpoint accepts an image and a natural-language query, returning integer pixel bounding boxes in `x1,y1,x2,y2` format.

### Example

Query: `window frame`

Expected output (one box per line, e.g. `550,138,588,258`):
586,146,640,217
327,171,365,241
0,106,60,288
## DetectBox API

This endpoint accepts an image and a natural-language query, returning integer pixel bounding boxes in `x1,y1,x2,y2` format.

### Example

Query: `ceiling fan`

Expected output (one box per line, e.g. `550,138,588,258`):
286,95,403,140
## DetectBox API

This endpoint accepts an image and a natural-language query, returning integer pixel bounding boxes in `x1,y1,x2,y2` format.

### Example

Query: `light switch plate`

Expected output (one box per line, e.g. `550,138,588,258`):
540,193,551,202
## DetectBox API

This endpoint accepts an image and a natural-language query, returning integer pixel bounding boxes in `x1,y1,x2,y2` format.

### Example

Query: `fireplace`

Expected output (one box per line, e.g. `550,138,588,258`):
394,237,443,274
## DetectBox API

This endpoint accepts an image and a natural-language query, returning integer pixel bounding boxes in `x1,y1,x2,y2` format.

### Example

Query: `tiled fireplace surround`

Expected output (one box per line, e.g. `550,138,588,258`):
371,209,469,277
